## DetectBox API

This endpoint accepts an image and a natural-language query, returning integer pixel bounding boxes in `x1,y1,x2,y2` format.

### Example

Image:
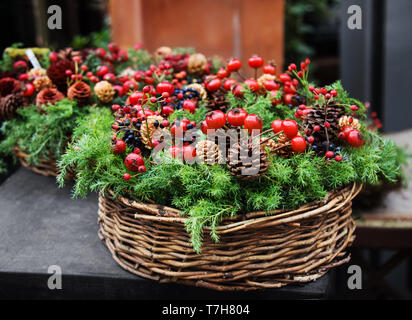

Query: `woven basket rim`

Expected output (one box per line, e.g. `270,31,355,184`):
101,182,362,231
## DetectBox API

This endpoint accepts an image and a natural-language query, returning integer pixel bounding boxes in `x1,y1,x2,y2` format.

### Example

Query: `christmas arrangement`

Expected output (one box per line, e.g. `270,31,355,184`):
0,42,157,177
58,51,405,290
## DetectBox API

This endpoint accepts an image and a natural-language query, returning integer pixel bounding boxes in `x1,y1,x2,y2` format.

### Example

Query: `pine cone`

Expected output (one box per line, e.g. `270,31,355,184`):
58,48,81,61
274,133,293,158
36,88,64,112
206,88,229,111
303,103,345,144
196,140,223,165
338,115,361,130
33,76,53,91
67,81,92,105
227,139,272,180
94,81,115,103
47,59,75,92
185,83,207,100
187,53,207,74
139,115,166,149
0,93,23,120
0,77,21,97
28,68,47,80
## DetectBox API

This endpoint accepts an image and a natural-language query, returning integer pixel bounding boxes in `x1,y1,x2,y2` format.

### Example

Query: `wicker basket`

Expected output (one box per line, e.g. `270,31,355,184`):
98,183,362,291
13,146,75,180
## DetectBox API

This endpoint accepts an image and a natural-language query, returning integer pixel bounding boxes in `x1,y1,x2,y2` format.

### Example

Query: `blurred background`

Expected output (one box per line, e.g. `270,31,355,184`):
1,0,412,299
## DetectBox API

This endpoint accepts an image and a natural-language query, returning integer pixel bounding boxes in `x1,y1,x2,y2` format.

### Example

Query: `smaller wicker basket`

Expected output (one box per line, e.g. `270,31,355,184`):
98,182,362,291
13,146,75,180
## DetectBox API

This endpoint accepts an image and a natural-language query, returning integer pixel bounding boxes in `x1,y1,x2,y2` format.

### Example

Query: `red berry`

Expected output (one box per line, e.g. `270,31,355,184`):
313,125,321,132
206,78,222,92
161,105,175,116
223,78,236,91
156,81,175,95
335,155,343,162
263,64,276,75
269,90,281,105
123,173,131,181
227,58,242,72
284,93,295,105
307,136,315,144
217,68,230,79
278,73,291,83
22,83,35,96
232,84,244,97
111,104,120,111
200,120,209,135
108,42,119,53
320,88,328,95
244,78,259,92
112,139,126,154
183,100,197,114
330,89,338,97
96,65,109,77
350,105,358,111
125,153,144,172
138,165,146,173
324,121,330,129
325,151,335,158
96,48,106,58
347,130,364,147
248,55,264,68
183,145,196,162
14,60,27,70
291,136,307,153
264,80,278,91
288,63,297,71
49,52,58,62
244,114,263,133
271,119,283,133
341,126,355,139
168,146,182,158
226,108,248,127
282,119,299,138
206,110,226,129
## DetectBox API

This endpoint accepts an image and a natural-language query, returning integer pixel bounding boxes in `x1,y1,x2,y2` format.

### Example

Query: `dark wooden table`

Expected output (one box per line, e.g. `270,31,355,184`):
0,167,332,299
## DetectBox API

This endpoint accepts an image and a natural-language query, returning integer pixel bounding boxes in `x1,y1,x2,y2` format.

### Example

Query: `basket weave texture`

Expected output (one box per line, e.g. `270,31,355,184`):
98,183,362,291
13,146,74,180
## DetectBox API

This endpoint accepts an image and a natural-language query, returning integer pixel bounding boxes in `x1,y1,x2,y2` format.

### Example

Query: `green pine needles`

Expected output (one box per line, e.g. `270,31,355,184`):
58,92,407,253
0,99,90,165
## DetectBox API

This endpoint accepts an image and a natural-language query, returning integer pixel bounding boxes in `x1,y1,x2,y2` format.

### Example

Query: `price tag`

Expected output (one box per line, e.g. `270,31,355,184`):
25,49,41,69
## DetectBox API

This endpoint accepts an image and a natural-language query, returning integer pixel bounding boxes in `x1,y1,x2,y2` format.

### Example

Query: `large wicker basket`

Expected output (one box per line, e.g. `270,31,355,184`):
98,182,362,291
13,146,75,180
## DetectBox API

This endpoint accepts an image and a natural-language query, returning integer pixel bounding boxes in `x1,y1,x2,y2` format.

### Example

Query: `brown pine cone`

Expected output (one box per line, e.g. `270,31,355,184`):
303,103,345,144
47,59,75,92
36,88,65,112
33,76,53,91
206,88,229,112
0,77,22,97
28,68,47,80
0,93,24,120
139,115,167,149
338,115,361,130
94,81,115,104
67,81,92,105
227,139,272,180
187,53,207,74
196,140,223,165
273,133,293,158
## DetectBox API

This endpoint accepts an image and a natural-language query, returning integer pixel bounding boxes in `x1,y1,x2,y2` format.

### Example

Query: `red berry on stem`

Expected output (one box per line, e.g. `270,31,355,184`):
96,65,109,77
248,55,264,68
183,100,197,114
347,130,364,147
223,78,236,91
325,151,335,158
263,64,276,75
217,68,230,79
227,58,242,72
138,165,146,173
156,81,175,95
206,110,226,129
244,78,259,92
335,155,343,162
291,136,307,153
22,83,35,96
244,114,263,133
226,108,248,127
125,153,144,172
206,78,222,92
282,119,299,138
123,173,131,181
271,119,283,133
49,52,58,62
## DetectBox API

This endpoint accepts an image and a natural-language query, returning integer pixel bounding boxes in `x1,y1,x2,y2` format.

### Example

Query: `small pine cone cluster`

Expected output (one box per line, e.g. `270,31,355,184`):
33,76,53,91
187,53,207,74
227,140,273,180
67,81,92,105
274,133,293,158
94,81,115,103
303,103,345,143
47,59,75,92
257,74,276,93
0,77,22,97
36,88,65,111
185,83,207,100
206,88,229,112
0,93,23,120
338,115,361,130
196,140,223,165
28,68,47,80
139,115,167,149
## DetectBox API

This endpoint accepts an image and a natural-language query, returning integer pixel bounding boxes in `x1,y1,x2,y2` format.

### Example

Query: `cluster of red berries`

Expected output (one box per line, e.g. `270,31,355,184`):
338,125,365,148
201,109,262,134
95,43,129,64
271,119,307,153
11,60,35,97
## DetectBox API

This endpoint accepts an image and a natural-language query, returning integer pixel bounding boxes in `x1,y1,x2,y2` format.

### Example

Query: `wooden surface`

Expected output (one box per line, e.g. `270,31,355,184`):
109,0,285,72
354,129,412,248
